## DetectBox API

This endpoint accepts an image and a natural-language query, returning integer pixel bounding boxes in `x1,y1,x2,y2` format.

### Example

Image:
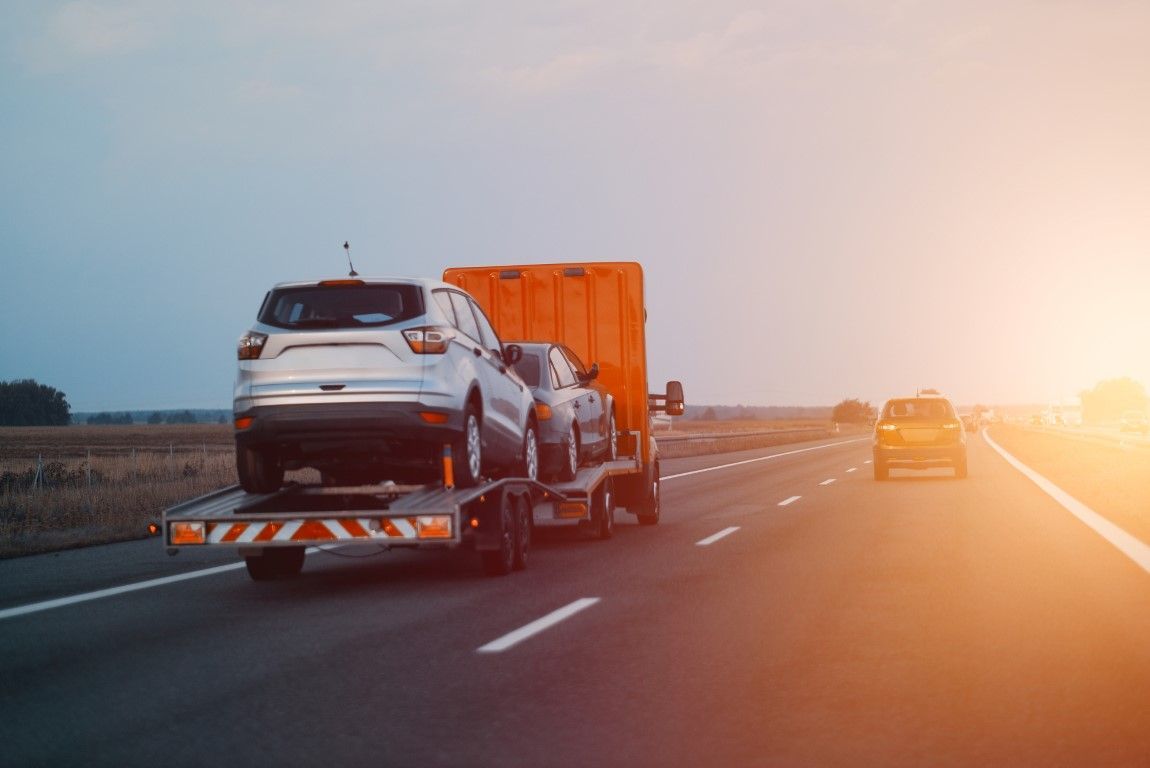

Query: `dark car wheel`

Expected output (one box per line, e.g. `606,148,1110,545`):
237,445,283,494
521,421,540,482
605,410,618,462
559,427,579,482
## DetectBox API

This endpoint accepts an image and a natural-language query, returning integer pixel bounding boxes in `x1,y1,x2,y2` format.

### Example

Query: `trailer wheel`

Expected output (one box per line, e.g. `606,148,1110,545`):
237,445,283,494
594,477,615,540
245,547,305,581
512,494,531,571
635,463,660,526
481,492,515,576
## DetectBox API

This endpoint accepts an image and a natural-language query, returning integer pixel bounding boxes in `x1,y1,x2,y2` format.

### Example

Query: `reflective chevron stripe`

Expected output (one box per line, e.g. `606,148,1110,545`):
206,518,420,544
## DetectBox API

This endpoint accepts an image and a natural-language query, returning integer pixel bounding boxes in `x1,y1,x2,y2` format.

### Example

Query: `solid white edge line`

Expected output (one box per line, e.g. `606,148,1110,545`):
661,438,869,481
819,479,836,486
778,495,802,506
984,430,1150,575
477,597,601,653
0,546,328,622
696,527,740,546
0,562,248,621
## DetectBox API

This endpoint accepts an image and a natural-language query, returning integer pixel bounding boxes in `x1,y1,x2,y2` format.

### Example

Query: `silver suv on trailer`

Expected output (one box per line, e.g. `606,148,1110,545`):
233,277,538,492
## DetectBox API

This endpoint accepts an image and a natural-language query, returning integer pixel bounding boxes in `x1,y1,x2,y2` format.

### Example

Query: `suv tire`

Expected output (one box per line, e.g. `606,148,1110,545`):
453,404,482,488
237,445,283,494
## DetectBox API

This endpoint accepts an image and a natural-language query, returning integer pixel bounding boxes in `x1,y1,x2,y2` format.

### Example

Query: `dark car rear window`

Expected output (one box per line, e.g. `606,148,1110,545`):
512,351,543,388
259,284,424,329
883,398,956,419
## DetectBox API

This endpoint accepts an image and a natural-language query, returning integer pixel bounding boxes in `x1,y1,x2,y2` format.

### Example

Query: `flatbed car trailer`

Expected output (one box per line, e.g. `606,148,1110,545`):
162,442,642,580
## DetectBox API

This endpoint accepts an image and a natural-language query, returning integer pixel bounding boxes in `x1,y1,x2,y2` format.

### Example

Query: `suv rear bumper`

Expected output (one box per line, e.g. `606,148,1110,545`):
235,402,462,454
874,444,964,468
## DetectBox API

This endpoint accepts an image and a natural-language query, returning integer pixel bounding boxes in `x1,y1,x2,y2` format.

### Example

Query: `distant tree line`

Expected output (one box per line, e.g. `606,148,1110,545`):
0,379,71,426
831,398,874,423
87,411,134,425
1080,377,1147,423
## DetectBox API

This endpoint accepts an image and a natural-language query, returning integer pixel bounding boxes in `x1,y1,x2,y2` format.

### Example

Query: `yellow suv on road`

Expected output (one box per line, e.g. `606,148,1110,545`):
873,395,967,480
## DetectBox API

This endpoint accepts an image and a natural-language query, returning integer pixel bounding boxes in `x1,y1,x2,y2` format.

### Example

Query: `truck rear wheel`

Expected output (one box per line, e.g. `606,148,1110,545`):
635,463,660,526
512,494,531,571
481,491,515,576
237,445,283,494
245,547,305,581
594,477,615,539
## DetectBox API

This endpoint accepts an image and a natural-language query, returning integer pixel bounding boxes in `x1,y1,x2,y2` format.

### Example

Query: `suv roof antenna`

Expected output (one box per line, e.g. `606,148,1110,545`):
343,241,359,277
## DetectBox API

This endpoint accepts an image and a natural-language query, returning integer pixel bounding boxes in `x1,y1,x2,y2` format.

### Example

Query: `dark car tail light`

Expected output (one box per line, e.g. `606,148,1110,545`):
403,326,454,354
238,331,268,360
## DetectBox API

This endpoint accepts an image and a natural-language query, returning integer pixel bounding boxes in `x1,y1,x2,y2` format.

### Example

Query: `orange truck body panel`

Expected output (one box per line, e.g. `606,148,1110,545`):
442,262,653,465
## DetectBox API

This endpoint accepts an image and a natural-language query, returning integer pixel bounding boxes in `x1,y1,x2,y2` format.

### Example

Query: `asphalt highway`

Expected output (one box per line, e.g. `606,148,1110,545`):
3,433,1150,767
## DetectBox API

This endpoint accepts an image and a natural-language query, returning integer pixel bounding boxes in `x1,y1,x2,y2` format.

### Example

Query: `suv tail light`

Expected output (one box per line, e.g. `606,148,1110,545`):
403,327,454,354
238,331,268,360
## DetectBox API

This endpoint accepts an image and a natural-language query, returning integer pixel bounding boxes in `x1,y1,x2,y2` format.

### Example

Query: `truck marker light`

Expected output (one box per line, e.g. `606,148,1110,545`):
558,502,587,519
403,327,454,354
417,516,452,539
420,412,449,424
535,403,552,420
234,416,254,430
171,522,206,545
237,331,268,360
470,517,480,529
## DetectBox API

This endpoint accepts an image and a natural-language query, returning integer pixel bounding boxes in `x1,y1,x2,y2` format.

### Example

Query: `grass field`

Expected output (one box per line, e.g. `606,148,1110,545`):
0,419,853,559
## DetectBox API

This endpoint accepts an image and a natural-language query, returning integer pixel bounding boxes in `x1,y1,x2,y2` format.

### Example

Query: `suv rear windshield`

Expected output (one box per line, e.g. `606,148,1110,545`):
259,284,424,329
883,398,956,419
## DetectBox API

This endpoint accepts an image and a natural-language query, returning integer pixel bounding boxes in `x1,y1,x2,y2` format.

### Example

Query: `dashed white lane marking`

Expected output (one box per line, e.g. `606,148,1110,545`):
696,527,740,547
819,479,836,486
846,467,858,473
478,598,601,653
863,460,873,464
662,438,869,481
985,431,1150,575
778,495,802,506
0,562,248,622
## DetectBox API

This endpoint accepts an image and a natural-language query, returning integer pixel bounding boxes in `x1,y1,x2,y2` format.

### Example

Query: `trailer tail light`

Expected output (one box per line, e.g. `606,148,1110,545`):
234,416,254,430
419,412,449,424
238,331,268,360
417,516,453,539
403,327,454,354
170,521,206,545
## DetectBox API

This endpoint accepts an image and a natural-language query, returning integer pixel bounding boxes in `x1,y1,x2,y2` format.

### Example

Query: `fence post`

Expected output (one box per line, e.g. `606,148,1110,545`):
86,448,92,487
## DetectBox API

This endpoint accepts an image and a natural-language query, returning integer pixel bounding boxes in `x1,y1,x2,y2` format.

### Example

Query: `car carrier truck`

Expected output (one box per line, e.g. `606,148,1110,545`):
161,261,683,580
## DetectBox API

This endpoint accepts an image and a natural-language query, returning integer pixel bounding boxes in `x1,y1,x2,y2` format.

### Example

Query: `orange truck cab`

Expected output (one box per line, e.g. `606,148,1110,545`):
442,262,683,522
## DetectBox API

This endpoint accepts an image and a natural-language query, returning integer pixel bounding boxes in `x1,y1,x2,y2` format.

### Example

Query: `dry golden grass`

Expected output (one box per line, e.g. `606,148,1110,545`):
0,424,237,558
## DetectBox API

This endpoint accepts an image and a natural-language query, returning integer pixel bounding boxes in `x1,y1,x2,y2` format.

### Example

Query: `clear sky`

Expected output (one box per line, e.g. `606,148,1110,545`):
2,1,1149,412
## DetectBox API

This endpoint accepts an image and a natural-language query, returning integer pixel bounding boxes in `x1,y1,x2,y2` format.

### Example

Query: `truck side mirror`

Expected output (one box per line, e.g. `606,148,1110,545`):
665,380,685,416
580,362,600,383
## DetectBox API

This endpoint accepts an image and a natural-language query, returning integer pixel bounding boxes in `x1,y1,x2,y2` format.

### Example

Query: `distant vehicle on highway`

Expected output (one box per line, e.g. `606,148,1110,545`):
1120,410,1149,435
873,395,967,480
510,341,617,480
232,277,539,492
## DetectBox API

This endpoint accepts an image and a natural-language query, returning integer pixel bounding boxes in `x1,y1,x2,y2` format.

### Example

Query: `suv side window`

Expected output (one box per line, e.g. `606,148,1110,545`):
549,347,577,388
448,291,481,343
431,289,456,326
470,300,503,353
